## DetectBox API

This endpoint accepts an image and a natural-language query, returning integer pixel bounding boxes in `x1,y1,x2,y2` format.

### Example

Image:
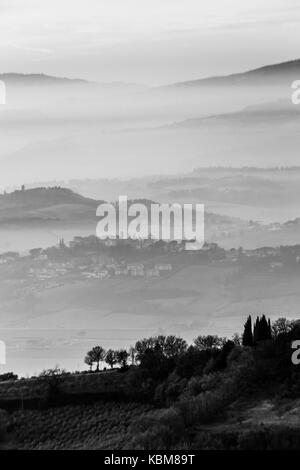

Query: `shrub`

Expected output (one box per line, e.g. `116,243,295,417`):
0,372,18,383
154,373,187,406
237,427,300,450
129,408,185,450
0,409,8,449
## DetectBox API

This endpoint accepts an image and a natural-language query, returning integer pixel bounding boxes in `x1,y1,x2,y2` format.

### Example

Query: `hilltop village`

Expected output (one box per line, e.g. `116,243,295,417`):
1,235,300,298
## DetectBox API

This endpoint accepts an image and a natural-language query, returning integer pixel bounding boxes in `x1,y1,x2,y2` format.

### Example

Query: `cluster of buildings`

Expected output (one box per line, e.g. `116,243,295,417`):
1,236,176,284
28,264,70,281
223,245,300,272
4,234,300,291
69,235,186,253
81,261,173,280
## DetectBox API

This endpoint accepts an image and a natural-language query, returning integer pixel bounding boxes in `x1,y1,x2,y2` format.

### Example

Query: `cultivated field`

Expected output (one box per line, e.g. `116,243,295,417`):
5,401,154,450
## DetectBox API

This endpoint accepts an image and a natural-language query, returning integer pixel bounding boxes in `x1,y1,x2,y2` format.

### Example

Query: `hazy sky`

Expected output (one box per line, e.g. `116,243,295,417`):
0,0,300,84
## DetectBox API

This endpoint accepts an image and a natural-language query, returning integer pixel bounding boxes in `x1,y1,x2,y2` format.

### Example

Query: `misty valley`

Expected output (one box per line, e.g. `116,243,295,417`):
1,20,300,451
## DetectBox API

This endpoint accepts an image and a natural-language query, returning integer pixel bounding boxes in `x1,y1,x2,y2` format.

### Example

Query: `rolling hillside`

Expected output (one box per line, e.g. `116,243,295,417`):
164,58,300,88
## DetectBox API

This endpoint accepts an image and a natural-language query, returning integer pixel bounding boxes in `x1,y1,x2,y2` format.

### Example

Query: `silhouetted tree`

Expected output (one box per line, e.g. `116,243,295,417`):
164,336,188,358
84,354,93,371
135,337,157,361
116,349,129,368
253,315,272,343
272,318,295,338
194,335,226,351
0,372,18,382
242,315,253,346
253,316,260,343
38,366,66,405
87,346,106,371
105,349,117,369
135,335,187,361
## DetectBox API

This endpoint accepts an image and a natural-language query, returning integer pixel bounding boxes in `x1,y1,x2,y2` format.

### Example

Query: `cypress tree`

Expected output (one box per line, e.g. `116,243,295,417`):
253,316,260,343
242,315,253,346
261,315,272,340
253,315,272,343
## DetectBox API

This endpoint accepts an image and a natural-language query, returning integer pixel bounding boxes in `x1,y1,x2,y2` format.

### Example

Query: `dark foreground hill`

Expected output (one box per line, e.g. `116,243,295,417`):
0,317,300,449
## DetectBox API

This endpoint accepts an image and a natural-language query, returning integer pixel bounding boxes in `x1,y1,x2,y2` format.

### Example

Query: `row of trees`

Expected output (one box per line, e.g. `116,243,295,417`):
85,317,298,373
84,347,130,371
84,334,231,372
242,315,296,346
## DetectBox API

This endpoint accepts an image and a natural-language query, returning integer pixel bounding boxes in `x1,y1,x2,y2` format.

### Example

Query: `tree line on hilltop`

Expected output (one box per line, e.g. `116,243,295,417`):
82,315,298,377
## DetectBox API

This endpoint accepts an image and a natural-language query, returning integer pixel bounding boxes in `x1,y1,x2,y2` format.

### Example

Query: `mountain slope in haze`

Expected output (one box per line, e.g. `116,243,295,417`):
167,99,300,129
0,73,88,86
2,103,300,186
0,186,237,226
0,73,149,94
2,57,300,89
3,186,300,252
164,58,300,88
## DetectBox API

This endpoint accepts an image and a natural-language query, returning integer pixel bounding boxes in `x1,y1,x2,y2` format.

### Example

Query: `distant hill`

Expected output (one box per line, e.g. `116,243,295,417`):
0,186,243,234
164,99,300,129
0,73,149,93
0,73,88,86
0,188,164,226
163,58,300,88
0,187,99,208
0,187,103,224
